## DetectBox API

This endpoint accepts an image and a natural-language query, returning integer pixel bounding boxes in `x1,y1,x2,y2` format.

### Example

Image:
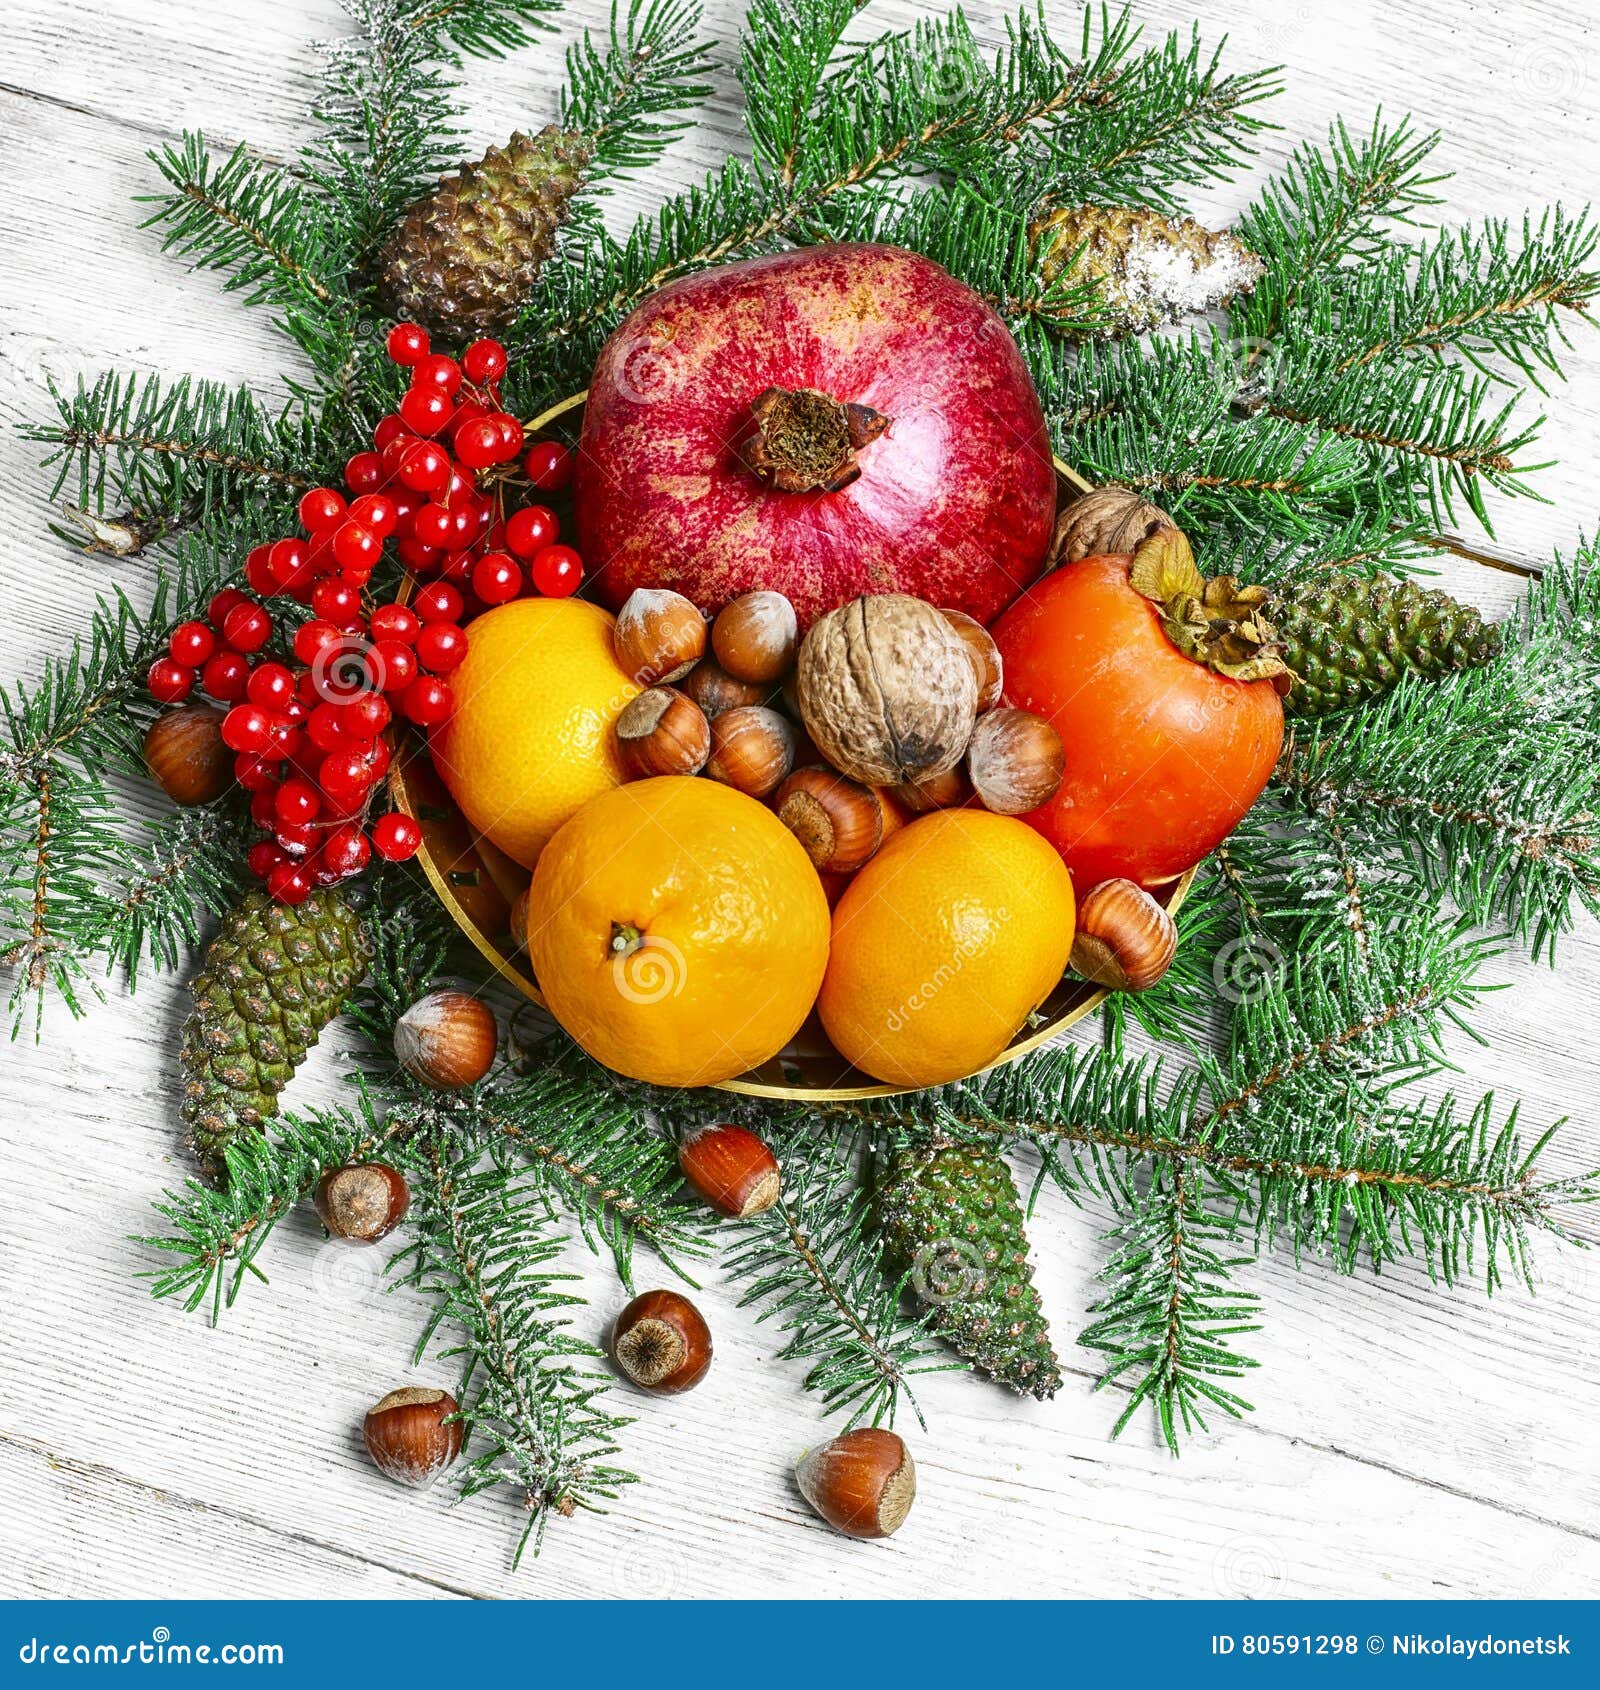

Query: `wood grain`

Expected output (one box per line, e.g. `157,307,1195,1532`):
1,0,1597,1600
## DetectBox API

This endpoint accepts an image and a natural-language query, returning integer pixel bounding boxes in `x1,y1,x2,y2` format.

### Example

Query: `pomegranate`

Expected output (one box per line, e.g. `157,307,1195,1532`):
576,244,1057,628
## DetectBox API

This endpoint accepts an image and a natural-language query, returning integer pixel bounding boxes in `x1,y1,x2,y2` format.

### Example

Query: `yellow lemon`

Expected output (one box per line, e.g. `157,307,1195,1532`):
527,777,831,1087
431,597,639,868
819,810,1076,1087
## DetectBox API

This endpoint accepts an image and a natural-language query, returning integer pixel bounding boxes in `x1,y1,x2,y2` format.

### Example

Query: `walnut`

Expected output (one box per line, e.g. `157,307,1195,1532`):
795,595,978,786
1052,485,1174,566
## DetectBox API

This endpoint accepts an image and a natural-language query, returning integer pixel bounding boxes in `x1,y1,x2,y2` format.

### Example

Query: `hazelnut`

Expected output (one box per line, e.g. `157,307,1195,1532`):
612,1289,712,1393
615,686,710,778
705,705,795,797
143,705,231,806
892,764,973,813
940,609,1003,711
394,990,497,1088
314,1162,410,1242
363,1386,463,1488
796,1427,916,1539
678,1122,782,1218
774,768,884,873
967,708,1064,816
712,590,799,684
614,587,707,685
682,656,772,720
1070,878,1178,992
796,595,978,786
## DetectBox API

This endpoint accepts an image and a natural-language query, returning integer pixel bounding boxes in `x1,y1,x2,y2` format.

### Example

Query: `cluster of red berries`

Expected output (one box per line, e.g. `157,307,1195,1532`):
369,321,580,610
143,323,582,904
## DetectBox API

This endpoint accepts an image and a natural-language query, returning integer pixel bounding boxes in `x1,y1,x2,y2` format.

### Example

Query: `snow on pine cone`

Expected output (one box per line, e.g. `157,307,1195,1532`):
180,889,369,1182
876,1138,1062,1399
1276,572,1503,718
378,127,592,340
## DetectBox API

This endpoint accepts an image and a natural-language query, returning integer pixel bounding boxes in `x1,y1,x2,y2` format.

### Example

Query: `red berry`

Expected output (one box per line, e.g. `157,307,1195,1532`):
414,582,464,625
298,487,347,533
345,450,384,493
373,413,409,452
504,504,558,558
530,544,583,597
321,824,372,880
453,418,504,470
350,493,400,538
266,860,313,905
398,441,452,497
399,386,453,437
233,752,281,792
523,440,574,491
275,778,322,827
311,577,364,628
245,662,295,710
494,414,523,459
342,691,391,738
472,551,522,605
317,749,374,812
462,338,508,385
386,323,430,366
207,588,249,629
414,621,467,674
372,812,423,862
398,675,453,726
267,538,311,590
247,840,286,880
370,639,417,693
249,788,280,829
439,550,475,585
368,602,420,644
396,534,442,575
169,620,215,666
293,619,344,667
201,650,251,702
413,353,463,395
364,738,393,784
411,503,455,550
270,720,307,763
147,657,195,704
306,701,351,754
275,818,319,853
332,522,379,574
221,703,274,755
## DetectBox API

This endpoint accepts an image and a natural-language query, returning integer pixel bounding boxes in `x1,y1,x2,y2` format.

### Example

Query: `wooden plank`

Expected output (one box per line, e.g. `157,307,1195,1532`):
1,0,1597,1601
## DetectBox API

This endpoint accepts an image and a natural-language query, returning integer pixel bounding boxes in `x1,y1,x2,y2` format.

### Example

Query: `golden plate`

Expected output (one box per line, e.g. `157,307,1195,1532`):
390,390,1194,1101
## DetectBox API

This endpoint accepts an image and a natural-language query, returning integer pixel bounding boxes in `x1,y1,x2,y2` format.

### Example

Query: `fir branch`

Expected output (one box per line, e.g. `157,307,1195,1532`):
719,1134,953,1427
1232,114,1446,344
1079,1161,1259,1451
142,135,344,310
25,372,319,522
563,0,717,183
398,1131,634,1561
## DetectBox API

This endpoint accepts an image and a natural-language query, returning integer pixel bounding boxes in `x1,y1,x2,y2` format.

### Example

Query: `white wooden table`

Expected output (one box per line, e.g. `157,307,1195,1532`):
2,0,1597,1602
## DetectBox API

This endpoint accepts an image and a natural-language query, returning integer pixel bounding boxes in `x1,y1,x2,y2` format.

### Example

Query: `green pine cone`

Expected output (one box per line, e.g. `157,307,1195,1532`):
180,889,369,1181
378,127,593,340
1276,572,1504,718
877,1140,1062,1399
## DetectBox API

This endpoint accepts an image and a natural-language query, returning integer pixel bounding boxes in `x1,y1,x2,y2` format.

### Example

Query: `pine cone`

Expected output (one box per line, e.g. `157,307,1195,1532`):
378,128,593,341
1274,572,1504,718
1032,203,1263,340
877,1139,1061,1399
180,890,369,1181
